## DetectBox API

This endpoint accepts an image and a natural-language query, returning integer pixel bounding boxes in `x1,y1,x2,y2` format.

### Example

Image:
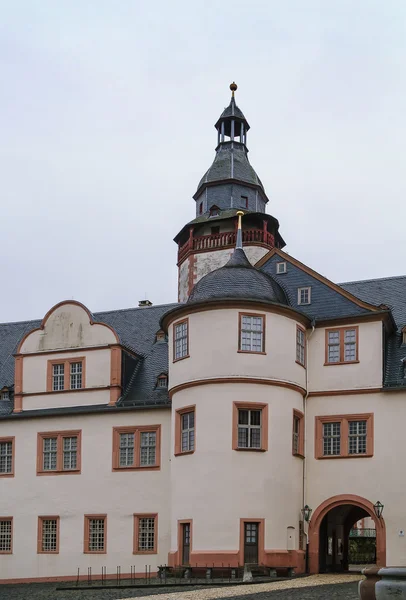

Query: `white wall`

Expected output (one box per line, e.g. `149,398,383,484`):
0,409,171,581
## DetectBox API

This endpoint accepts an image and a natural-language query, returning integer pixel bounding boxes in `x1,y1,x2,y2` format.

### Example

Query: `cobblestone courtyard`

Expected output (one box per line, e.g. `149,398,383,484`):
1,574,361,600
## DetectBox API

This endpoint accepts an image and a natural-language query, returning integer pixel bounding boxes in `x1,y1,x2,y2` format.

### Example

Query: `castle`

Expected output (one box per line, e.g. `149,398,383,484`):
1,84,405,583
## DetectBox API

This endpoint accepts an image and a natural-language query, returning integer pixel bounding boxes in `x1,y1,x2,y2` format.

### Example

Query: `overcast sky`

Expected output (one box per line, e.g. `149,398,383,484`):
1,1,405,323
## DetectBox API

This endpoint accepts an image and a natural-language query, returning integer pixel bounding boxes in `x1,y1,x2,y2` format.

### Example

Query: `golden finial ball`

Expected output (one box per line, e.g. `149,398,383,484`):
230,82,238,92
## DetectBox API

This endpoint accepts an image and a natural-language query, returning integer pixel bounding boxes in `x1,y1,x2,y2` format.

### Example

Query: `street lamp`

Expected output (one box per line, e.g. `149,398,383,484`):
374,501,384,519
302,505,312,523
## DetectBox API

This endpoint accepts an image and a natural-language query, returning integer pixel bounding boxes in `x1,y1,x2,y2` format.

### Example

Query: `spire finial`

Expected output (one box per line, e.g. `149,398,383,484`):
236,210,244,248
230,81,238,98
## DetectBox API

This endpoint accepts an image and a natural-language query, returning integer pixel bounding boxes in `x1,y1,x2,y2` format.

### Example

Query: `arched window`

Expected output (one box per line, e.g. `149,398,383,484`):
209,205,220,217
157,374,168,389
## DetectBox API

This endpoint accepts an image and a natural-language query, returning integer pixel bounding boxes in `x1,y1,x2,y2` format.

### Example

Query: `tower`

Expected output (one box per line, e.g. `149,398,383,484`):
175,83,285,302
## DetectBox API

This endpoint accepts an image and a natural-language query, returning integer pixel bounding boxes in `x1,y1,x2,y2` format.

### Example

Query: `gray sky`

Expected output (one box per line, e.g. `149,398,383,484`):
1,1,405,323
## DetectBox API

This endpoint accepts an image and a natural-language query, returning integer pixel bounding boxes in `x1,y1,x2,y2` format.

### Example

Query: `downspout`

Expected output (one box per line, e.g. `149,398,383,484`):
303,318,316,573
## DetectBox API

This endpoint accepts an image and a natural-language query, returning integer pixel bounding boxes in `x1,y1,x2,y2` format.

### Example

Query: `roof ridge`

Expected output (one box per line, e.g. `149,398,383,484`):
94,302,178,316
339,275,406,285
0,318,41,327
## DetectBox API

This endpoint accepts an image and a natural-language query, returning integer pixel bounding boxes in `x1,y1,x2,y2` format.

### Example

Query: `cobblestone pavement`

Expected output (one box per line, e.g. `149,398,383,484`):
0,575,361,600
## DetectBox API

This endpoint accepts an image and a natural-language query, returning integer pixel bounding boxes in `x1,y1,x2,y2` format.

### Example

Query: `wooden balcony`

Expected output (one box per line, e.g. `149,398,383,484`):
178,228,275,263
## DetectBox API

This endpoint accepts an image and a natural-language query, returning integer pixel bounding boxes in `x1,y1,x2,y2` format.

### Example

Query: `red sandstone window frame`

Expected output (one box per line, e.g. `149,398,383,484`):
292,409,305,457
173,318,189,362
0,517,13,554
324,327,359,365
112,425,161,471
232,402,269,452
238,312,266,354
0,436,15,478
174,405,196,456
84,514,107,554
37,516,60,554
315,414,373,459
133,513,158,554
46,357,86,392
37,430,82,475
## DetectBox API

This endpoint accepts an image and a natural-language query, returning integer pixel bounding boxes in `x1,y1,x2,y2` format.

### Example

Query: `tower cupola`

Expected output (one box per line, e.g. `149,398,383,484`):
214,82,250,146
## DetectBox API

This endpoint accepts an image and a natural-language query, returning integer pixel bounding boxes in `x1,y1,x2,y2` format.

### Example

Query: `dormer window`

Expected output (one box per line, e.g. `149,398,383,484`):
156,330,166,342
402,327,406,345
157,374,168,389
276,262,287,274
1,389,9,401
209,205,220,217
298,287,311,305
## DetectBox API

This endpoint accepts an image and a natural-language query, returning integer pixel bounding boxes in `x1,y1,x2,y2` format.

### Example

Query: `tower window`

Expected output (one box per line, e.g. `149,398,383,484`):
276,262,287,274
199,202,203,215
241,196,248,209
209,205,220,217
298,287,311,305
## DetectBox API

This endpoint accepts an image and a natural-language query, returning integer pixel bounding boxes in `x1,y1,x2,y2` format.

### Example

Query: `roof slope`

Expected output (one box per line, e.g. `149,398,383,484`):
197,144,264,192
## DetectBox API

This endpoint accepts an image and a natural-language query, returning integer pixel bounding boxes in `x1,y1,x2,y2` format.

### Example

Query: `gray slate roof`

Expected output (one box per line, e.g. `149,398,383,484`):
216,97,249,125
0,303,177,416
188,248,288,305
339,276,406,330
197,143,264,193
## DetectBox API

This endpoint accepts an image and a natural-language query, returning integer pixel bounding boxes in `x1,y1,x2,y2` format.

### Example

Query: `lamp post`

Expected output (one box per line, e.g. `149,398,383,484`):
374,501,384,519
302,505,312,523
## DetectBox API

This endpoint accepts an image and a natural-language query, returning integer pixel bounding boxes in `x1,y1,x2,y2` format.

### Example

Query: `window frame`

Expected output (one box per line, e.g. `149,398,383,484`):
276,261,287,274
156,374,168,389
37,516,60,554
84,514,107,554
315,414,373,459
37,430,82,475
173,318,189,362
292,409,304,457
174,405,196,456
0,517,13,554
112,425,161,471
232,402,268,452
133,513,158,554
325,326,359,365
46,357,86,392
0,436,15,478
241,195,248,209
296,325,306,367
238,312,266,354
297,287,311,305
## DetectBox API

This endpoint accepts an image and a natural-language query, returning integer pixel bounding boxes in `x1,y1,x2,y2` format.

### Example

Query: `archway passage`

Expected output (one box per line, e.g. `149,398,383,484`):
308,494,386,574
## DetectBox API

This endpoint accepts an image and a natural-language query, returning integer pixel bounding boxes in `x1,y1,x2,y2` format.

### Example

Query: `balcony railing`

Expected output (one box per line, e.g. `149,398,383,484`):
349,528,376,538
178,229,275,263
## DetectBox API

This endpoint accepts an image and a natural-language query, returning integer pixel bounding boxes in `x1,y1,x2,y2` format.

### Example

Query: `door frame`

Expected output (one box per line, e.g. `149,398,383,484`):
308,494,386,574
178,519,193,566
239,518,265,566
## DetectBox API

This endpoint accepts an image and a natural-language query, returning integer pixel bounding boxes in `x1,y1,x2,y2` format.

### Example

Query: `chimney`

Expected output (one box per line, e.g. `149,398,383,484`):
138,300,153,307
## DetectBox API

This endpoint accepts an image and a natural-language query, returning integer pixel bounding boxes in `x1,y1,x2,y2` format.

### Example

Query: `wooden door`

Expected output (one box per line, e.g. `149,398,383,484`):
244,522,259,564
182,523,191,565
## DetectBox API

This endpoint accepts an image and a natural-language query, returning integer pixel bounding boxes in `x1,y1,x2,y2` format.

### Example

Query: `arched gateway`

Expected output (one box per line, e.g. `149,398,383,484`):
308,495,386,574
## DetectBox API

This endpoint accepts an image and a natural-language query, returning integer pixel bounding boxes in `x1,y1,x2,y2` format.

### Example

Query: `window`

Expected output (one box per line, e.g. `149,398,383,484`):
37,431,81,475
241,195,248,208
1,389,9,401
0,437,14,477
84,515,106,553
38,517,59,553
276,262,287,274
112,425,161,470
173,319,189,361
233,402,268,451
199,202,203,215
47,358,86,391
175,406,195,455
156,329,166,342
296,326,306,367
315,414,373,459
292,410,304,457
0,518,12,554
157,374,168,388
133,514,157,554
298,287,311,305
209,205,220,217
238,313,265,353
325,327,359,365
